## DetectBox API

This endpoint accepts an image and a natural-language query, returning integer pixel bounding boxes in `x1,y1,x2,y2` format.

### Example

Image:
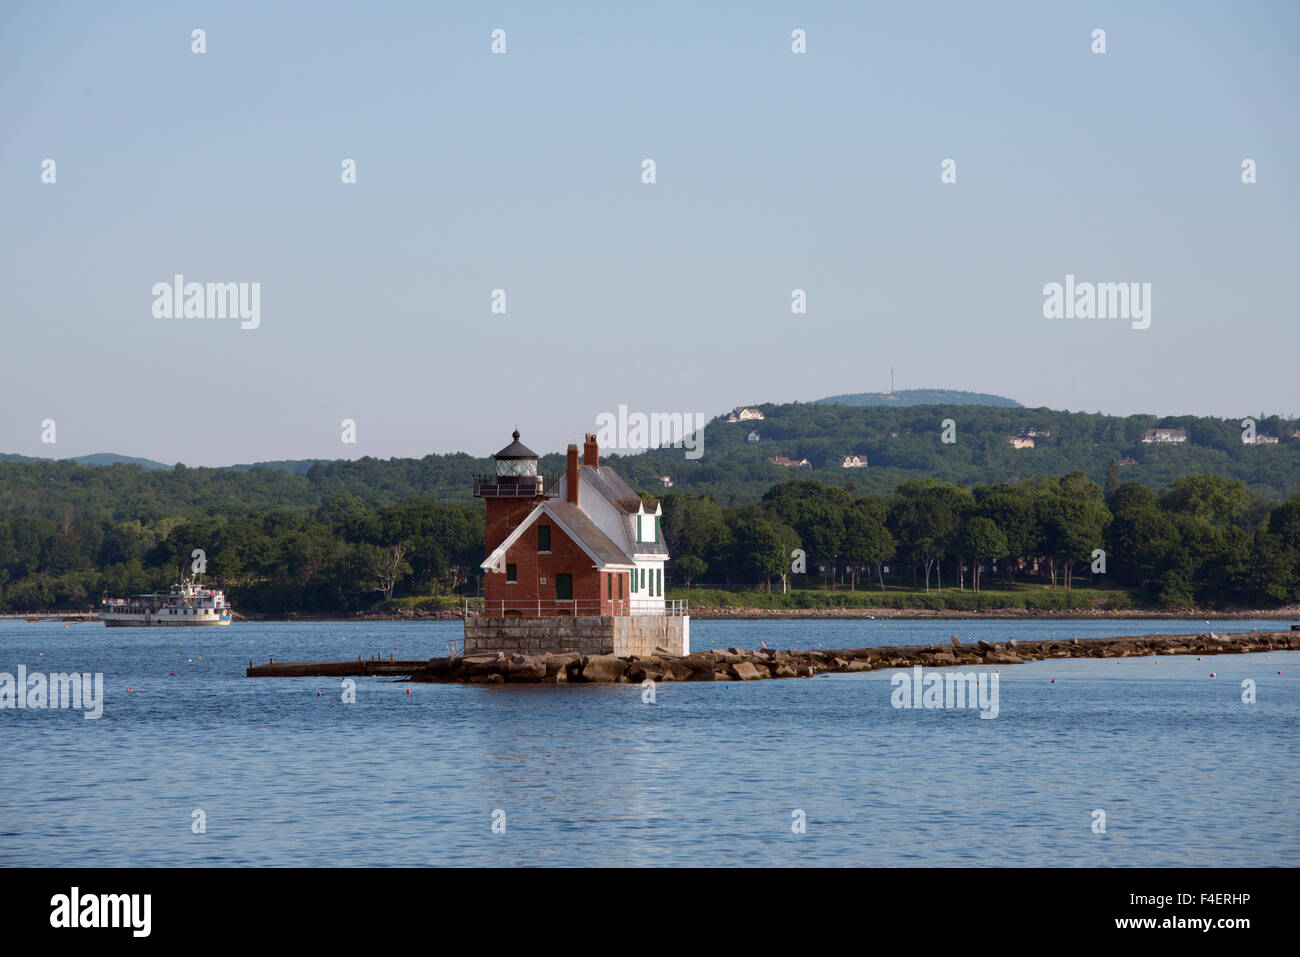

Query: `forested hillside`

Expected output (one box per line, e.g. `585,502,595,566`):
616,403,1300,502
3,403,1297,523
3,401,1298,614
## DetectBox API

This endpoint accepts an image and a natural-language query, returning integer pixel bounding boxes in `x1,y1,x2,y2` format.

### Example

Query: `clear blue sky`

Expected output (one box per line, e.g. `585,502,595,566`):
2,1,1297,465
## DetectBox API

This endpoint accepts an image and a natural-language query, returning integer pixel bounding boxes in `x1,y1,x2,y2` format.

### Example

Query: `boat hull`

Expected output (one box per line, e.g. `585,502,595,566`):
100,616,232,627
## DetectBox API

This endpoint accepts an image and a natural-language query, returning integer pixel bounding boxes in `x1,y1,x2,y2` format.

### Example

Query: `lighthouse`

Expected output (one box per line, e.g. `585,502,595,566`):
466,428,689,656
473,430,552,562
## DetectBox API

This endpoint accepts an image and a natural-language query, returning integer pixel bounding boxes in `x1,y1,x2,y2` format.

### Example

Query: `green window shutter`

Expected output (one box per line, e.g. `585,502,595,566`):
506,564,517,583
538,525,550,551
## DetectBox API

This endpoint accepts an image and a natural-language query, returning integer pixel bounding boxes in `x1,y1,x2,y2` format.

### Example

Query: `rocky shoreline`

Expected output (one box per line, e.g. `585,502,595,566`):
239,629,1300,684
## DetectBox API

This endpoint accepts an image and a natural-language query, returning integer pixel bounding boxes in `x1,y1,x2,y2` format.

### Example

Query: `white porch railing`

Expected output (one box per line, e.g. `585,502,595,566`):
463,598,687,618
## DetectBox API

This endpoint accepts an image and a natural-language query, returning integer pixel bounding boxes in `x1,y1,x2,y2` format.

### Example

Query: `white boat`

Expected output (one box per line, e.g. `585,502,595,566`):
99,577,233,627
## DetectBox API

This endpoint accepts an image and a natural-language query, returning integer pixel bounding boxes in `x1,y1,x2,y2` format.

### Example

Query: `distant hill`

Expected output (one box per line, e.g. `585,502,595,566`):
0,453,327,474
227,459,329,475
3,401,1298,520
814,389,1022,408
68,453,173,470
0,452,172,471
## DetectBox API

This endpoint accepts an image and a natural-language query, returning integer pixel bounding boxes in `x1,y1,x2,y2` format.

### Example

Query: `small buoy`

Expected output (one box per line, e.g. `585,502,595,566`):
317,691,322,697
169,672,175,676
1209,673,1216,678
1197,657,1202,661
406,688,412,694
127,688,134,693
1050,679,1055,684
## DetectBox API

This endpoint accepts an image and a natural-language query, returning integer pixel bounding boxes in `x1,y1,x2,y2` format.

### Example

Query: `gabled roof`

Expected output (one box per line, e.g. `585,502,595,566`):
550,463,670,560
579,463,638,504
481,500,635,573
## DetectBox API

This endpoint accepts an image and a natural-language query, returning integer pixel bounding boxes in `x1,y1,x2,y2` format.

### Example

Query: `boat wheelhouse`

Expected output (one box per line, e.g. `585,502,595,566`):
99,578,233,627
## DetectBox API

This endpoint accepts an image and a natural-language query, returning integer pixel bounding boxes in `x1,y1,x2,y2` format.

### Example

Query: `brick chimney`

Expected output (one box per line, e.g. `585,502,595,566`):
566,444,579,505
583,433,599,468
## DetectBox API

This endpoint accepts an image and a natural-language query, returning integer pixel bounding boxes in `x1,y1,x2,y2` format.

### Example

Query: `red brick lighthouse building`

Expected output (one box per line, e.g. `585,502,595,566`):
465,429,689,656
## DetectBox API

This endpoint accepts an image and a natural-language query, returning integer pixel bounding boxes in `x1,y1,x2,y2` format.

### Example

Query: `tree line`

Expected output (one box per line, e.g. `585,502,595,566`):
660,473,1300,608
0,472,1296,613
0,495,482,613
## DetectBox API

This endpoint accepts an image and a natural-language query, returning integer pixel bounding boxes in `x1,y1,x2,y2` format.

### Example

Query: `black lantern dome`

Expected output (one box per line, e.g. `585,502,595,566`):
494,429,538,477
473,429,549,499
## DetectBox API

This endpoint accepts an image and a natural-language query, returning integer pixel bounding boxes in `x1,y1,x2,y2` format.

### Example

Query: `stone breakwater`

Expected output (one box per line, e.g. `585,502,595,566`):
390,630,1296,684
245,631,1297,683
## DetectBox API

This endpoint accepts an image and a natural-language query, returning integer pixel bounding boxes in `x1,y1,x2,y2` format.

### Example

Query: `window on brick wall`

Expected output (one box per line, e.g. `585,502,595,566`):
506,564,517,584
538,525,551,552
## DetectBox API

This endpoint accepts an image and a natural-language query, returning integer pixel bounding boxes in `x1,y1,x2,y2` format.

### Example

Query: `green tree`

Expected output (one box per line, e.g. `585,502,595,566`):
733,518,800,592
842,504,895,590
672,554,707,589
962,516,1008,593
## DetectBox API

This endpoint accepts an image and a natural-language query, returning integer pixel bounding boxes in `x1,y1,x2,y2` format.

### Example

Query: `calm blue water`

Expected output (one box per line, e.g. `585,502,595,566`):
1,618,1296,866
